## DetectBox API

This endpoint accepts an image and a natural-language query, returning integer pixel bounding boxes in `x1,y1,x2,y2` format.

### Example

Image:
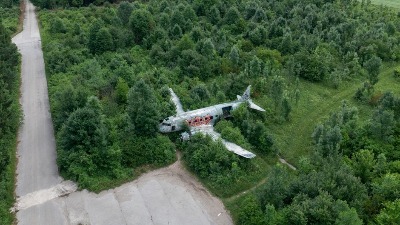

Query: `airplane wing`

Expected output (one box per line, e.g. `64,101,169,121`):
169,88,185,114
190,125,256,159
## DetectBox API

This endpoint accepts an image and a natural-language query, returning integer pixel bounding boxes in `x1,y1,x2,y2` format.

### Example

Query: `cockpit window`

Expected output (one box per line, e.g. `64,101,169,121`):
162,123,171,126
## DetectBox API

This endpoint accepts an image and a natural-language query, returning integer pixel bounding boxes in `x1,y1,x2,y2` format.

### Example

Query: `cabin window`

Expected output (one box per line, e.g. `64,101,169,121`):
172,126,176,131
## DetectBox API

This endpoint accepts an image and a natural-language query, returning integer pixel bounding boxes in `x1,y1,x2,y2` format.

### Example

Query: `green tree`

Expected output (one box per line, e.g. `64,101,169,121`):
249,56,262,78
364,55,382,85
249,26,267,46
260,166,292,208
114,77,129,104
376,199,400,225
197,38,215,59
170,9,185,30
224,6,241,26
58,97,107,178
372,173,400,202
271,75,284,112
229,45,240,67
313,125,342,157
208,5,220,25
0,82,15,136
282,95,291,121
335,208,362,225
249,121,274,154
238,195,266,225
371,108,394,141
52,86,87,131
190,83,210,107
88,20,102,54
50,17,67,34
127,79,160,136
350,149,376,183
95,28,114,54
58,97,106,154
117,1,133,26
129,9,155,44
170,24,183,40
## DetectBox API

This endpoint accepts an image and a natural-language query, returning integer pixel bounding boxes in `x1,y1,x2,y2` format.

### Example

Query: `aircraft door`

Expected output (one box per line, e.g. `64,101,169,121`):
222,106,233,118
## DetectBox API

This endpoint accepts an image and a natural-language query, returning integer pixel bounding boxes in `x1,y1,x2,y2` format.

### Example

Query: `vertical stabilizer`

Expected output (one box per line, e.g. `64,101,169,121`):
240,85,251,101
239,85,266,112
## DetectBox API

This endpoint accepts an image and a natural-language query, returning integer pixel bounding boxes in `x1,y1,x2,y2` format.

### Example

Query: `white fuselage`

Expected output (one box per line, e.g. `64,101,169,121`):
159,101,244,133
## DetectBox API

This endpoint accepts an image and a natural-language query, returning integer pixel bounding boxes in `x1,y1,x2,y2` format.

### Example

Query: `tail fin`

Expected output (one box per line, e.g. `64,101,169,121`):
239,85,251,101
238,85,266,112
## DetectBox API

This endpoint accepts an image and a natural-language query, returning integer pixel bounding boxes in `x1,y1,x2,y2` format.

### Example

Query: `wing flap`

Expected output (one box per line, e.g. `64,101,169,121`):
192,126,256,159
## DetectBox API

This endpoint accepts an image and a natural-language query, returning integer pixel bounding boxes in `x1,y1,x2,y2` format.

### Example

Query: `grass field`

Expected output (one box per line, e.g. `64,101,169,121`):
224,63,400,223
370,0,400,9
270,63,400,167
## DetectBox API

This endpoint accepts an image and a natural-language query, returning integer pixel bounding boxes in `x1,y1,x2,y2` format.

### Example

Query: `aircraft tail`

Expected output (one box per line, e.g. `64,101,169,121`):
237,85,265,112
238,85,251,101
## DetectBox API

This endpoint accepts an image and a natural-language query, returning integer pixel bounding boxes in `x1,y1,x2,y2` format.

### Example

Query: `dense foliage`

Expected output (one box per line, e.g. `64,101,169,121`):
0,1,20,224
34,0,400,223
0,0,19,35
180,133,268,197
237,99,400,224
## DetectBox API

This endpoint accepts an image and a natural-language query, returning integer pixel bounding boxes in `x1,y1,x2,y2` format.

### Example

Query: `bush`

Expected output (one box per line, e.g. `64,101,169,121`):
121,134,175,168
394,67,400,78
215,120,252,150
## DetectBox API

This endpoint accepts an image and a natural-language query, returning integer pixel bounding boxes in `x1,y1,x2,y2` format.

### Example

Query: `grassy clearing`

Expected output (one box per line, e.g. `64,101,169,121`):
370,0,400,9
223,63,400,221
213,156,273,198
268,63,400,167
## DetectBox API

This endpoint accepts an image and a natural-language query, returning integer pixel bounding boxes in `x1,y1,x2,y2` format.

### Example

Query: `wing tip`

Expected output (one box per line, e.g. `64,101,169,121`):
242,153,256,159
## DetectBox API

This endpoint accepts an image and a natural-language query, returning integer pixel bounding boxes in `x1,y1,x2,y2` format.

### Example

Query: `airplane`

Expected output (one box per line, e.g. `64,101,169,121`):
159,85,265,158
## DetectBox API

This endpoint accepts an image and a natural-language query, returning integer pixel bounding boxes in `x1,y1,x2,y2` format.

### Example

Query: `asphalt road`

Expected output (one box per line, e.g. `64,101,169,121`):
12,1,233,225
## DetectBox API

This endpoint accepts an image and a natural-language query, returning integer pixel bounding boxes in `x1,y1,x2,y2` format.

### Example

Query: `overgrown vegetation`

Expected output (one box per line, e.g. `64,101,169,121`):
370,0,400,9
0,0,20,224
0,1,19,35
30,0,400,223
236,98,400,224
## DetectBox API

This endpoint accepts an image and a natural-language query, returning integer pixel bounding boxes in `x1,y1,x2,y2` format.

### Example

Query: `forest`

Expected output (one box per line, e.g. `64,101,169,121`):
5,0,400,224
0,0,21,224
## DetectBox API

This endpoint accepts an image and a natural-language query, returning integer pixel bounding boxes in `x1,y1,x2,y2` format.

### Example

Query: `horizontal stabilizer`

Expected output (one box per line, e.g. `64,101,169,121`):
248,100,265,112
